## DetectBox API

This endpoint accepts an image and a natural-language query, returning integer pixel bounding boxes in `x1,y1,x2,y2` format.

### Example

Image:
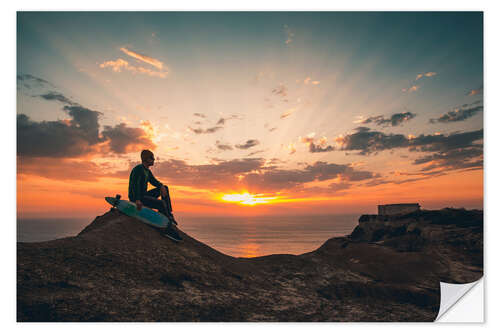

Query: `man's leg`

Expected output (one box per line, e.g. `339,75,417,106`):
145,187,173,216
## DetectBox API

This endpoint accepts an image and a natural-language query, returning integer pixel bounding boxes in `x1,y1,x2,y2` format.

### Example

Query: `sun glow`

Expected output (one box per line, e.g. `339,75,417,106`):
220,192,279,206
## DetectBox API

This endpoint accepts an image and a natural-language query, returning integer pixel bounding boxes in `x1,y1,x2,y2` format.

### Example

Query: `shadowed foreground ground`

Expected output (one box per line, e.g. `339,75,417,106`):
17,208,482,321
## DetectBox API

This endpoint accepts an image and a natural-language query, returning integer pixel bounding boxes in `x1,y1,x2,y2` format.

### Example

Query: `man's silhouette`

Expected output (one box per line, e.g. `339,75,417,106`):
128,149,181,241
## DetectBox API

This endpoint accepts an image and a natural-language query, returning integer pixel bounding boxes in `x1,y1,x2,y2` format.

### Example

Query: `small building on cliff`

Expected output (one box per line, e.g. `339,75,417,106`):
378,203,420,216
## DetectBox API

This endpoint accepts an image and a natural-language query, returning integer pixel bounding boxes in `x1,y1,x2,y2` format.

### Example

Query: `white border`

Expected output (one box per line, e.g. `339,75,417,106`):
5,1,498,331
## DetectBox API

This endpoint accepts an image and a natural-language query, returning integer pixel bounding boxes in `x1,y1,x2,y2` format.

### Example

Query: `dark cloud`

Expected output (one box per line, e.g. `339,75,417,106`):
18,107,155,157
413,147,483,172
188,126,223,134
430,105,483,123
17,74,51,89
409,130,483,153
193,113,206,118
215,140,233,151
272,84,287,97
235,139,260,150
17,113,101,158
216,115,241,125
247,149,266,157
336,126,483,172
309,142,335,153
336,127,409,155
17,75,157,157
360,112,416,127
39,92,78,106
242,161,379,192
101,123,156,154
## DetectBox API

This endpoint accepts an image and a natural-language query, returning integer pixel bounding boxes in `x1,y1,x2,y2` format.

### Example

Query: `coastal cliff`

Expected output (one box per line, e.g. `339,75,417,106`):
17,208,483,322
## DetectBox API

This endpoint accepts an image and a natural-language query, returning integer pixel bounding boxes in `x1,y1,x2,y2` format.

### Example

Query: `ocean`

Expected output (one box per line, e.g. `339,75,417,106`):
17,214,360,257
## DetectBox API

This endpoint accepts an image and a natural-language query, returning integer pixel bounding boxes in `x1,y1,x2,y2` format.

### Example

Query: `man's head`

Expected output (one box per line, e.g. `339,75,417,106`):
141,149,155,167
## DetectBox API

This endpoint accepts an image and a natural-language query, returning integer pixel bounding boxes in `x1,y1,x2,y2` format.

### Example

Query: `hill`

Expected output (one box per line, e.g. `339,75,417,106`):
17,208,483,321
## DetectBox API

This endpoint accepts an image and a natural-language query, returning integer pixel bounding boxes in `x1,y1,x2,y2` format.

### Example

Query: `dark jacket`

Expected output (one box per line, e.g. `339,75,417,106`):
128,164,163,202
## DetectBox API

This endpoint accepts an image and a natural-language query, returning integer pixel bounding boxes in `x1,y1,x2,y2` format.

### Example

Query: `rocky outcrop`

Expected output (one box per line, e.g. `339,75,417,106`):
17,208,483,322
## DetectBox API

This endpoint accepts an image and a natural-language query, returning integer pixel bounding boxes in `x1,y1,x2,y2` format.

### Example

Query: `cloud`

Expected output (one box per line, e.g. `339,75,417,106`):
467,86,483,96
17,74,52,89
283,24,294,45
335,126,483,173
235,139,260,150
300,133,335,153
39,92,78,106
280,108,295,119
241,161,379,192
17,113,100,158
308,142,335,153
216,114,241,125
215,140,233,151
99,58,130,72
188,126,223,134
99,54,168,79
18,90,156,157
359,112,416,127
247,149,266,157
402,85,419,93
416,72,437,80
193,113,206,118
101,123,156,154
120,47,164,70
272,84,287,97
430,105,483,123
336,127,483,156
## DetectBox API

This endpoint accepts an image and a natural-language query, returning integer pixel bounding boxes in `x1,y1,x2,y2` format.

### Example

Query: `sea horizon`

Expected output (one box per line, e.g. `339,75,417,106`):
17,213,361,257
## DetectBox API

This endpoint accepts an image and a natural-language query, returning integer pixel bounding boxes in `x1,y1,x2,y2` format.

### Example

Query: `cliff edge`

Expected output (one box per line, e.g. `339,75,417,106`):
17,208,483,321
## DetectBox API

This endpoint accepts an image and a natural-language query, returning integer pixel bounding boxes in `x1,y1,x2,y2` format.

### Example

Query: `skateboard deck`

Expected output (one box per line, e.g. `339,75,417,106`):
105,196,172,229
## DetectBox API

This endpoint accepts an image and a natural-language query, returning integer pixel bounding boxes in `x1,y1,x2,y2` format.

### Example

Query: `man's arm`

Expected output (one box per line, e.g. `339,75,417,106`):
148,170,163,188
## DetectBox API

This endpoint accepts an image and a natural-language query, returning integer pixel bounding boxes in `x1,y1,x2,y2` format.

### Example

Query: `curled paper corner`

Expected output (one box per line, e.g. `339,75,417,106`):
435,278,483,322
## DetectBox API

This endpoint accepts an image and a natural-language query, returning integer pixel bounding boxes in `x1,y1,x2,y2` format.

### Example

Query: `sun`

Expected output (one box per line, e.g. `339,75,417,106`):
220,192,279,206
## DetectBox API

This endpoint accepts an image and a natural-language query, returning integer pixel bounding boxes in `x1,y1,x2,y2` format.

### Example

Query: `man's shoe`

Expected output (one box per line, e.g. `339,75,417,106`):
163,226,182,242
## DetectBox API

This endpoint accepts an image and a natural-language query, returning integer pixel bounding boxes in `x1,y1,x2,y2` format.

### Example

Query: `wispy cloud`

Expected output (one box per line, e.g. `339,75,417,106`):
403,71,436,92
280,108,296,119
193,113,206,118
99,47,168,78
215,140,233,151
272,83,287,97
467,86,483,96
402,85,419,93
188,126,223,134
283,24,294,45
416,72,437,80
120,47,164,70
235,139,260,150
302,77,320,85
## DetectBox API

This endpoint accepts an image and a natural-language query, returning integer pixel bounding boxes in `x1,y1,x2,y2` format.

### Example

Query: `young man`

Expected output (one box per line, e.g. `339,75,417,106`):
128,149,182,242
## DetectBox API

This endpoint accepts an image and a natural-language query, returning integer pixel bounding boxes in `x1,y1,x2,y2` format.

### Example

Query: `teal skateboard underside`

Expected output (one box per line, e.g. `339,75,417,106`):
105,196,171,229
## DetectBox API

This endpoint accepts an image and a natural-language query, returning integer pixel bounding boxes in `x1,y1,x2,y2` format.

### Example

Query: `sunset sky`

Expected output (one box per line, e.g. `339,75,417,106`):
17,12,483,219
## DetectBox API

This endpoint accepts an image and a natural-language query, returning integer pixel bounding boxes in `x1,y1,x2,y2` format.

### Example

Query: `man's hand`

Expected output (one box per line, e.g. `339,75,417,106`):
160,185,167,198
136,200,143,211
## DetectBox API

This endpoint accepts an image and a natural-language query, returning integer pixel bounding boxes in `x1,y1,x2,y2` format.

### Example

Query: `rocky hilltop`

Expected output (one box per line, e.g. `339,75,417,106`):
17,208,483,322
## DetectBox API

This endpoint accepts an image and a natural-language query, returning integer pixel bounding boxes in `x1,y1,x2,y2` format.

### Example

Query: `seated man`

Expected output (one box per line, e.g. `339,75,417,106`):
128,149,182,241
